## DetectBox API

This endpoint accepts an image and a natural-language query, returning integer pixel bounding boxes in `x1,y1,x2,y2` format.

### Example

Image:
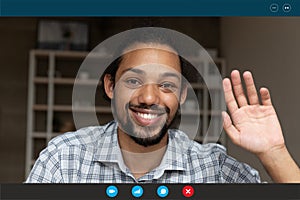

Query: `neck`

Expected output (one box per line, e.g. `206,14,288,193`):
117,127,168,179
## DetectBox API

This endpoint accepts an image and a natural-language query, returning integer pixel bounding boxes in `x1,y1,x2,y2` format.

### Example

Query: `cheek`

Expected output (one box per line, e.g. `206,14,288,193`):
114,85,135,105
162,93,180,111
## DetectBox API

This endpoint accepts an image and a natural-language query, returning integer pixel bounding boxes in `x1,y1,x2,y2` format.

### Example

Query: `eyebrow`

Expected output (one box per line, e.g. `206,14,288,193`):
160,72,181,81
121,68,145,75
121,67,181,81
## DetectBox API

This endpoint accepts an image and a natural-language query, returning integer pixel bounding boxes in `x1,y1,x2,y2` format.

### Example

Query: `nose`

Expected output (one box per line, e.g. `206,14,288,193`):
137,83,160,105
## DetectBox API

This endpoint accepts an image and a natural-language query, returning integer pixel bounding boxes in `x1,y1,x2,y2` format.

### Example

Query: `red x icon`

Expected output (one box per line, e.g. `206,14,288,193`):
182,185,194,197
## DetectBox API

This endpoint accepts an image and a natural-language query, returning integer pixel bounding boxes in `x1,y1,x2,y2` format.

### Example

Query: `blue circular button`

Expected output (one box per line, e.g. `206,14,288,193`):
270,3,279,12
157,185,169,198
106,185,118,198
131,185,144,198
283,3,291,12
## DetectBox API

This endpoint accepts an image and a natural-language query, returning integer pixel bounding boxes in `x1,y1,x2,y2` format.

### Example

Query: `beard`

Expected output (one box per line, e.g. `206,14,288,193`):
112,98,178,147
129,120,170,147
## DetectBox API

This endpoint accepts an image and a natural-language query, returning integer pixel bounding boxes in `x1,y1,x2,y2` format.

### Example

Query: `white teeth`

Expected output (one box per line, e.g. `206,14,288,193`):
137,112,158,120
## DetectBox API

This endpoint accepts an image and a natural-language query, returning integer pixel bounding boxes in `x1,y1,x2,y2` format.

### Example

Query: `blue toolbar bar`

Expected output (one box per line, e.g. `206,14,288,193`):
0,0,299,16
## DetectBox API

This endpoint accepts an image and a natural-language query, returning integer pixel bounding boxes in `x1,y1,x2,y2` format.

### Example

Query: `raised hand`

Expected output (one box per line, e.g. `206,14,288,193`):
223,70,300,183
222,70,285,156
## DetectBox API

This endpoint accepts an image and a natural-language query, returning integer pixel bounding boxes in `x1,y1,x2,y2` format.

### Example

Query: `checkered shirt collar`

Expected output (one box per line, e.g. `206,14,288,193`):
92,121,187,172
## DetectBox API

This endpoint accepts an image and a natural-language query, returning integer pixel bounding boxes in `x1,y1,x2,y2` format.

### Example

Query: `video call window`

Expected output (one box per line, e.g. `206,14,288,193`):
0,1,299,199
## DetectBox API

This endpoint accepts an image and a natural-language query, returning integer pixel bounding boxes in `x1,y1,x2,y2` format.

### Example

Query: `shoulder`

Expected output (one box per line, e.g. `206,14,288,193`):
26,122,117,183
169,129,260,183
189,142,227,158
190,142,260,183
49,121,116,149
169,128,227,157
38,121,117,160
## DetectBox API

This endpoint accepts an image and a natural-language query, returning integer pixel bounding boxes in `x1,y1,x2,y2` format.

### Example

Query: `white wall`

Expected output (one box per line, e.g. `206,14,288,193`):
221,17,300,182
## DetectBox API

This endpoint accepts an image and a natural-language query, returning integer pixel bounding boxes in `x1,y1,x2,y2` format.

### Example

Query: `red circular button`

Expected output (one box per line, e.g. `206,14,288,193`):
182,185,194,198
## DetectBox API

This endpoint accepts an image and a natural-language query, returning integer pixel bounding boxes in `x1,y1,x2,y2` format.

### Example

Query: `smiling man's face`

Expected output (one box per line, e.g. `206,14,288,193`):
104,43,187,147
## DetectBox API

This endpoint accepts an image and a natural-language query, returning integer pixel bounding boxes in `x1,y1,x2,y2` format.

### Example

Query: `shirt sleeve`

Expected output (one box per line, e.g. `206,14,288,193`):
219,153,261,183
25,142,63,183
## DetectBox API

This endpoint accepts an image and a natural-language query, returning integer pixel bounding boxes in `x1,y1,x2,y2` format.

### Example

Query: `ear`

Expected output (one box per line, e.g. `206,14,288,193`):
179,84,188,104
103,74,114,99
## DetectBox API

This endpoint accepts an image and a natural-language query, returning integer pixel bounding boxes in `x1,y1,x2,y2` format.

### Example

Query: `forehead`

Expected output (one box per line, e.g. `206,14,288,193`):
116,44,181,78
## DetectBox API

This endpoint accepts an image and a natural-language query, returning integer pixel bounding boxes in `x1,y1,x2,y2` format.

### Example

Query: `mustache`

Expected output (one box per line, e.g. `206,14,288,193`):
127,103,170,114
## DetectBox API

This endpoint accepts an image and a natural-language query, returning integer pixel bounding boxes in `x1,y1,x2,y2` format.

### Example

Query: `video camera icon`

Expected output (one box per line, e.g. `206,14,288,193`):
106,185,118,198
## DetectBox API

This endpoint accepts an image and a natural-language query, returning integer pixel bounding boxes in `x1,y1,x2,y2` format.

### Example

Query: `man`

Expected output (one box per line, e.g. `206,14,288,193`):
26,37,300,183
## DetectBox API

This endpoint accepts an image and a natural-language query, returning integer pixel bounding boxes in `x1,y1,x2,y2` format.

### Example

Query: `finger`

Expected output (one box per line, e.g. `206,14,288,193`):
260,87,272,106
222,111,240,144
243,71,259,105
223,78,238,113
231,70,248,107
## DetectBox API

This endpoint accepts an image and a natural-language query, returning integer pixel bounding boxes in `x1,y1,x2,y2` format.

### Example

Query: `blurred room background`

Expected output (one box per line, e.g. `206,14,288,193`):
0,17,299,182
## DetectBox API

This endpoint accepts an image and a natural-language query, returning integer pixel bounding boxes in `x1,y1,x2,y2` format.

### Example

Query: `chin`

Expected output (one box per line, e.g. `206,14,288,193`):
129,123,169,147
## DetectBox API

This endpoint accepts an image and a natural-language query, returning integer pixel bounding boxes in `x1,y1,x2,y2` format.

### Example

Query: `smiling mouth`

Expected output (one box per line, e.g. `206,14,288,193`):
136,112,160,120
129,106,167,126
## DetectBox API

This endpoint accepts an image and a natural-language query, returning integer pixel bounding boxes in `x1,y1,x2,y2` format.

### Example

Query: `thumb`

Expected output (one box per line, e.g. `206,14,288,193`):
222,111,240,145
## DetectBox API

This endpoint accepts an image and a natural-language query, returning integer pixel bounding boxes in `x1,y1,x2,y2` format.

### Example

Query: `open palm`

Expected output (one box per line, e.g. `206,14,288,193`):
223,70,285,155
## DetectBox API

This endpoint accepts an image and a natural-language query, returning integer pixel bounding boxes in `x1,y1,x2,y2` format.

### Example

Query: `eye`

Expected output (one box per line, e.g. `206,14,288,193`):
159,82,178,92
124,78,142,88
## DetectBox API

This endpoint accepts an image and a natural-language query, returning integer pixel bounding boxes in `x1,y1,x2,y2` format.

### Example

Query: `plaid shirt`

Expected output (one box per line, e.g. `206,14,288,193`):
26,121,261,183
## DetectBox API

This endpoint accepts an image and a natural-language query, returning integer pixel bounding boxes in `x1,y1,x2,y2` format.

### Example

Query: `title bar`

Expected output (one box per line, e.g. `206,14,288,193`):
0,0,299,16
